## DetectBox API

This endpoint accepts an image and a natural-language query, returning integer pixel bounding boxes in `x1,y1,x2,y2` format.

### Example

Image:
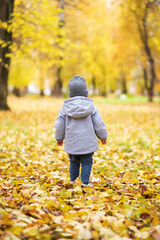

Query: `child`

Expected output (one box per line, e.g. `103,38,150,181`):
55,75,108,187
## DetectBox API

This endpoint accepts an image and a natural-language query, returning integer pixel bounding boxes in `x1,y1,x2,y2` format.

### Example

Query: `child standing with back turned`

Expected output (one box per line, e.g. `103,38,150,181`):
55,75,108,187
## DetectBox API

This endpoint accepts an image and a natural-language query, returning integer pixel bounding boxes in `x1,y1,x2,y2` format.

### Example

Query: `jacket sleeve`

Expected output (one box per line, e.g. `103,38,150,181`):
55,108,66,141
91,107,108,140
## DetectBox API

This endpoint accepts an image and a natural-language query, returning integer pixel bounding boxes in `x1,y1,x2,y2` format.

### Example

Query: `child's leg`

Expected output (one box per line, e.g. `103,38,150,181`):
69,154,80,182
80,153,93,184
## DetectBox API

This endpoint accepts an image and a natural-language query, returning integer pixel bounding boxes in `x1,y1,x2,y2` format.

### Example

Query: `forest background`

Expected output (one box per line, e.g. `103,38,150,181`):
0,0,160,110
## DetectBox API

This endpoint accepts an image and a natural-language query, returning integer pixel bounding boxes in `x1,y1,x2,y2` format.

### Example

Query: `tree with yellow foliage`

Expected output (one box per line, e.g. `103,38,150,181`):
120,0,160,101
61,0,114,96
0,0,14,110
11,0,64,96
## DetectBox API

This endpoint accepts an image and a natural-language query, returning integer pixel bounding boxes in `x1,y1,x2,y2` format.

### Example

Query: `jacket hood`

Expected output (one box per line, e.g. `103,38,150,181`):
63,97,94,119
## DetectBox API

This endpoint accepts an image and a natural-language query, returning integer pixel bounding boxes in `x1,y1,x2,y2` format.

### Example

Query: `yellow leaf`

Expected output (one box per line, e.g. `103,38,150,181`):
128,226,138,232
39,225,51,233
82,185,94,194
112,221,126,233
61,204,72,212
17,214,33,224
92,230,99,239
64,177,70,185
132,178,139,184
101,192,109,197
122,171,137,182
113,181,123,188
74,186,82,195
152,217,160,226
21,189,32,199
100,227,116,239
0,213,13,226
60,232,73,237
135,231,149,239
59,188,72,199
23,227,39,237
63,213,75,222
5,53,12,58
28,211,42,219
106,189,113,194
10,226,23,236
77,224,92,239
45,200,60,210
86,199,93,205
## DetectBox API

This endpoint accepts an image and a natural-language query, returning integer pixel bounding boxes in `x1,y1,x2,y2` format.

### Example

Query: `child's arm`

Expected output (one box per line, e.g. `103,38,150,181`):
91,107,108,143
55,108,66,146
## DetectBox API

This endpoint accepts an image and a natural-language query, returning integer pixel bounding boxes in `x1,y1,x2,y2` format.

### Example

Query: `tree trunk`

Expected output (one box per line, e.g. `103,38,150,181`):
39,72,44,96
147,88,153,102
92,75,96,92
13,87,21,97
52,67,62,96
143,65,148,89
121,77,127,94
141,49,154,102
40,89,44,96
144,49,155,102
0,0,14,110
136,3,156,102
0,65,10,110
142,7,156,102
52,0,64,97
141,87,145,96
142,64,153,100
99,81,107,97
101,90,107,97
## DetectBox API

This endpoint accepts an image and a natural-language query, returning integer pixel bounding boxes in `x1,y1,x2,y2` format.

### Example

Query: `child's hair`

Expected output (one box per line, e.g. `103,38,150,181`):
68,75,88,98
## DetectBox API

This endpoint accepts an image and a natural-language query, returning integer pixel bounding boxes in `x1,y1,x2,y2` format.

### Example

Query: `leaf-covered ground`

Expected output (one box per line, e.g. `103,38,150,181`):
0,97,160,240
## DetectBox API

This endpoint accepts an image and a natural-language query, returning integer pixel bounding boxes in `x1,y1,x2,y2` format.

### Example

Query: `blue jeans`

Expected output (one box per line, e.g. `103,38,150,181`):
69,152,94,184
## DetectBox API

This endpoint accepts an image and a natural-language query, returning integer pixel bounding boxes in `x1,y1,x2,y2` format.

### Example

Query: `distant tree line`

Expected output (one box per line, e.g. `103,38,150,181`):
0,0,160,110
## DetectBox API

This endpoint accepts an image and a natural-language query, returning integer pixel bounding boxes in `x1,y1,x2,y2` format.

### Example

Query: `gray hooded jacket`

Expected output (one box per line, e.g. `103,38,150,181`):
55,96,108,155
